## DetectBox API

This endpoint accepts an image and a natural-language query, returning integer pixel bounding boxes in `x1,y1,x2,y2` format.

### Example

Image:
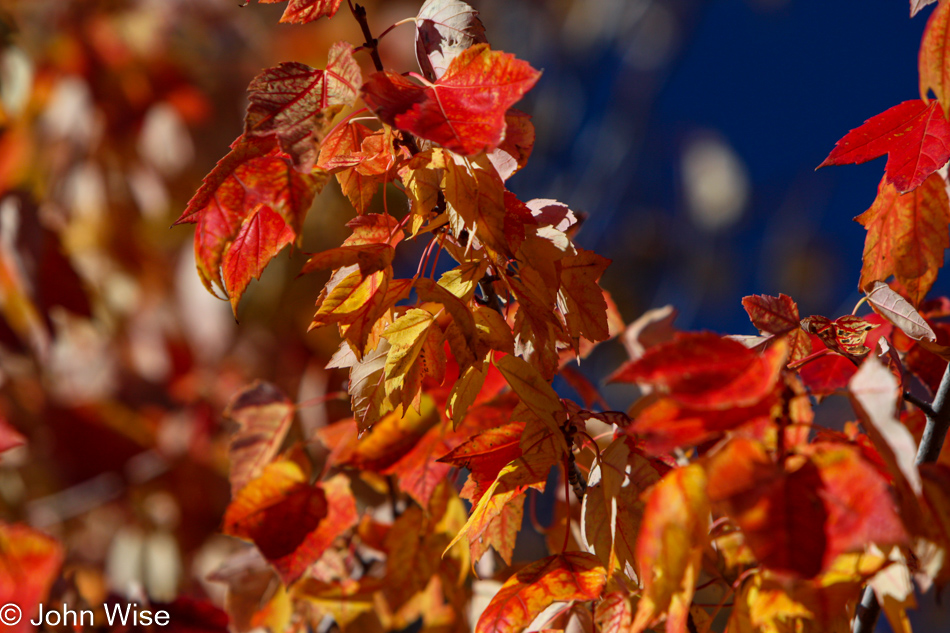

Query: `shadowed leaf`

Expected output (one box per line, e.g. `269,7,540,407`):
224,381,295,495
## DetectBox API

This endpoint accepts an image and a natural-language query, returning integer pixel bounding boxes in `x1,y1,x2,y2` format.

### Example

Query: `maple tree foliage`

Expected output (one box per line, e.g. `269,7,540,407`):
5,1,950,633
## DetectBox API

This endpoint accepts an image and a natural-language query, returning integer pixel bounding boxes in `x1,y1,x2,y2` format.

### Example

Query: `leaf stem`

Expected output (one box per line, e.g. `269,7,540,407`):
376,17,417,43
349,1,384,73
853,362,950,633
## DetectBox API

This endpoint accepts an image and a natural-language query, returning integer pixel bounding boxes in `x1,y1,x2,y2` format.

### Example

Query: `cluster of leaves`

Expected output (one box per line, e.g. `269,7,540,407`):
173,1,950,632
7,1,950,633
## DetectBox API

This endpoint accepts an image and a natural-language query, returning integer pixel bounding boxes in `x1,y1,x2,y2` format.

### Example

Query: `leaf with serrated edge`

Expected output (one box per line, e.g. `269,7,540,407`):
257,0,343,24
631,464,709,633
225,381,295,495
474,552,606,633
819,100,950,193
920,0,950,118
855,173,950,306
865,281,936,341
222,205,295,314
495,354,568,449
245,42,361,170
362,44,541,156
174,136,322,304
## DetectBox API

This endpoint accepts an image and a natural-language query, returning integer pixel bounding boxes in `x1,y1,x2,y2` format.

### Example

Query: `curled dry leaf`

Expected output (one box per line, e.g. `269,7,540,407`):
864,280,936,342
414,0,487,82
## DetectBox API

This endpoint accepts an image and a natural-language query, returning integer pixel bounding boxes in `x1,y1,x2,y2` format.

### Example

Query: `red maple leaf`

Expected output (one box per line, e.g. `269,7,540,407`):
361,44,541,156
819,99,950,193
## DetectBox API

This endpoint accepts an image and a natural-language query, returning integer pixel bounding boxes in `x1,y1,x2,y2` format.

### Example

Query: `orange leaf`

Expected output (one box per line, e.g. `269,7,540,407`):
475,552,606,633
557,249,611,343
487,108,536,181
245,42,361,170
631,464,708,633
920,0,950,118
174,136,322,307
362,44,541,156
495,354,568,449
300,243,395,278
257,0,343,24
854,173,950,305
0,523,63,633
223,462,356,585
438,421,526,497
224,381,295,495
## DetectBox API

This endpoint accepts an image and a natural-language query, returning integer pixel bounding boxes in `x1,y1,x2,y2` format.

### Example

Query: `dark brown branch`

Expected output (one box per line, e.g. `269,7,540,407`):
349,2,384,73
854,362,950,633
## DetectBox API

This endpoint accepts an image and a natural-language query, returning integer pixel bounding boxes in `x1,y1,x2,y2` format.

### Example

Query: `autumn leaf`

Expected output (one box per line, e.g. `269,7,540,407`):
849,353,923,498
913,0,939,18
865,280,937,342
222,205,296,314
557,249,611,343
487,109,536,181
854,173,950,306
223,462,356,585
245,42,361,170
631,464,709,633
224,381,295,496
414,0,487,82
446,449,557,558
174,136,323,310
495,353,568,448
742,293,812,362
582,442,661,575
819,100,950,193
921,0,950,118
475,552,606,633
801,314,880,357
362,44,541,156
611,332,787,410
0,523,63,633
299,243,395,277
256,0,343,24
438,421,526,496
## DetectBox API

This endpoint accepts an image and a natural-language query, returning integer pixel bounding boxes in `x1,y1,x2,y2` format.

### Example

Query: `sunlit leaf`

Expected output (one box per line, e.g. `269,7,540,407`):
0,523,63,633
256,0,344,24
414,0,487,81
362,44,541,156
475,552,605,633
854,174,950,306
245,42,361,170
819,100,950,193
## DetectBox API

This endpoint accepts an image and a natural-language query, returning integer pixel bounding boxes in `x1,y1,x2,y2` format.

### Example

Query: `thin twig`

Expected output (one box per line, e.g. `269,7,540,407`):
853,362,950,633
348,1,384,72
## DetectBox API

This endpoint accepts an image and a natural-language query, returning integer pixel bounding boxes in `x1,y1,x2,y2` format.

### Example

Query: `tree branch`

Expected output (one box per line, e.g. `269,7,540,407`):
349,1,384,73
853,362,950,633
